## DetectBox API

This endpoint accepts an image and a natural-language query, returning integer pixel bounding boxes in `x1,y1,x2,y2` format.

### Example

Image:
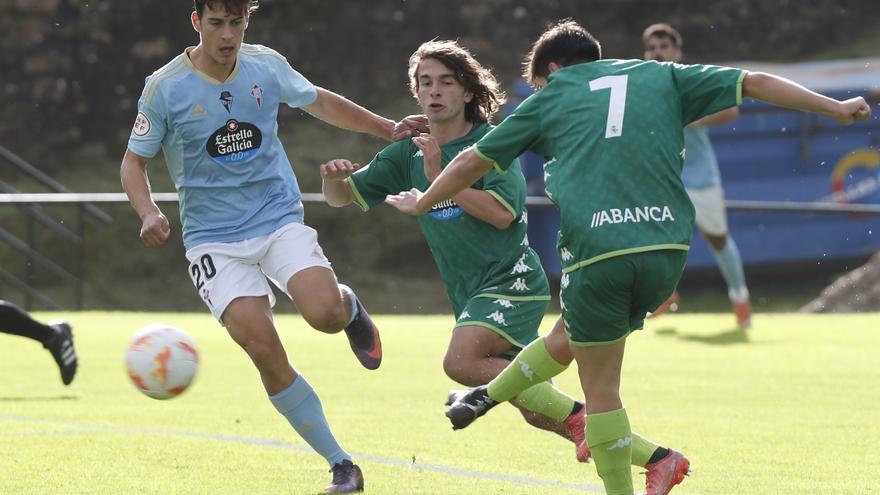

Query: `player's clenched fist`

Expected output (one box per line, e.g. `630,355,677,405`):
833,97,872,125
320,159,361,181
139,211,170,247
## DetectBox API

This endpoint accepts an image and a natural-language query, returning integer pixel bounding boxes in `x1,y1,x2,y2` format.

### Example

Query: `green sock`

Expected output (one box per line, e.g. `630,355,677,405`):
487,337,568,402
509,382,577,422
587,408,634,495
630,433,662,468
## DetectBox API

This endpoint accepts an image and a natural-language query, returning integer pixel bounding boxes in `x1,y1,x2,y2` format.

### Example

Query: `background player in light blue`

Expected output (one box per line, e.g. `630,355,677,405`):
120,1,423,492
643,23,752,328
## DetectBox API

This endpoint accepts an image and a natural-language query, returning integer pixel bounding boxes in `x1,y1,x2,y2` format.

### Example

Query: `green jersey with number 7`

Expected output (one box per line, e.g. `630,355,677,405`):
474,59,744,274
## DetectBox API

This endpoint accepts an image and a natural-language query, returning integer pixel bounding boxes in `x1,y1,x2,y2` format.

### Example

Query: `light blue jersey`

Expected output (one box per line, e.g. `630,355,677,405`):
127,44,317,249
681,125,722,189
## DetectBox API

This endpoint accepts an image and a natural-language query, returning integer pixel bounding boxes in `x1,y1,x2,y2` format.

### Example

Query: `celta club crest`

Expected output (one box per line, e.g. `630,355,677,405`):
250,84,263,109
219,91,233,113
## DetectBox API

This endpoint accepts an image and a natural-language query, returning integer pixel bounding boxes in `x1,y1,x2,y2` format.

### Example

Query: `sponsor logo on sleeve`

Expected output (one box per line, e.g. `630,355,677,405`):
132,112,151,137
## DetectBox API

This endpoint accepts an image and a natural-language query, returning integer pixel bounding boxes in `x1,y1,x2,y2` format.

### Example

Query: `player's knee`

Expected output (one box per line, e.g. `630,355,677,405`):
238,337,281,369
302,302,348,333
442,352,469,383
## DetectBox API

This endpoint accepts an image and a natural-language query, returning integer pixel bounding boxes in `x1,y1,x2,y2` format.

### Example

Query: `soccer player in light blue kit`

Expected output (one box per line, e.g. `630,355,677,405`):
120,1,422,492
643,24,752,328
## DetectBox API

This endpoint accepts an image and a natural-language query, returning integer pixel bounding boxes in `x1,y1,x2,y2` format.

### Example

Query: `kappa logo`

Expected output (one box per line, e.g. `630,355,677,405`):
219,90,234,113
414,149,424,158
458,311,471,320
509,278,529,292
519,210,528,224
510,253,533,275
560,248,573,262
606,436,632,451
518,361,535,381
560,273,570,289
487,310,507,326
493,299,515,309
520,234,529,247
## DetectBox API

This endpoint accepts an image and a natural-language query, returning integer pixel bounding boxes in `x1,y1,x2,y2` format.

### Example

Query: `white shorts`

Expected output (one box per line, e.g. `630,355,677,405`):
184,223,333,323
686,185,728,236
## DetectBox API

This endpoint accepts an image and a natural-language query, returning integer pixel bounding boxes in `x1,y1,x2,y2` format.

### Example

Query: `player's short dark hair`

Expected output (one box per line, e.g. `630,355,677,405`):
524,19,601,87
193,0,259,18
642,23,683,49
408,40,506,123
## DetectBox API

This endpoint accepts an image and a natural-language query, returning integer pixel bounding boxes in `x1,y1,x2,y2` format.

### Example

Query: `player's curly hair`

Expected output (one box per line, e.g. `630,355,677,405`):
193,0,259,17
524,19,601,88
408,40,506,123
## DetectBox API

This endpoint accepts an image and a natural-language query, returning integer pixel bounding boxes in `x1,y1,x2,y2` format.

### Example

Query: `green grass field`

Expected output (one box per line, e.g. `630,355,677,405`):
1,312,878,494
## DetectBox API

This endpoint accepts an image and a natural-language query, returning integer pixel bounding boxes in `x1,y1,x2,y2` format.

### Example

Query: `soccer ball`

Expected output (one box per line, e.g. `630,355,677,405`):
125,324,199,400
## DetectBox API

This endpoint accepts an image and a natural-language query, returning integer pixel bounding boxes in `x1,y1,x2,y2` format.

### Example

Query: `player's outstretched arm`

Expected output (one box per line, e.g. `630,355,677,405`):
743,72,872,124
391,147,493,216
304,88,428,142
303,88,395,140
120,149,170,247
320,159,359,207
690,107,739,127
412,135,514,229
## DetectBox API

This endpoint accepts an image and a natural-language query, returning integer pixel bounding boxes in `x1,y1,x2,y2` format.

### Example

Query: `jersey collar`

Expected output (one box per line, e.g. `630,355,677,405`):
182,46,241,85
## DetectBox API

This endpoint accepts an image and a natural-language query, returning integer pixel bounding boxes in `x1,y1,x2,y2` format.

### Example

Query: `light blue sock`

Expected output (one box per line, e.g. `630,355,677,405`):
338,284,358,326
712,237,749,302
270,375,351,467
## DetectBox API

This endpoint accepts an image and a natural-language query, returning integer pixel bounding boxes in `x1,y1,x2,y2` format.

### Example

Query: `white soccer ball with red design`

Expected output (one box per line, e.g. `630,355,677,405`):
125,324,199,400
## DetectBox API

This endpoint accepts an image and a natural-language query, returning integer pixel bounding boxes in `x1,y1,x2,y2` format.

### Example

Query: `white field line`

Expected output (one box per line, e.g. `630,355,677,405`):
0,413,605,493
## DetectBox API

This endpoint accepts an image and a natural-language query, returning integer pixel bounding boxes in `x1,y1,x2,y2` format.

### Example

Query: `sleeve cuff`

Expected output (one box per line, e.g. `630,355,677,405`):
486,190,518,219
346,177,370,212
474,145,507,176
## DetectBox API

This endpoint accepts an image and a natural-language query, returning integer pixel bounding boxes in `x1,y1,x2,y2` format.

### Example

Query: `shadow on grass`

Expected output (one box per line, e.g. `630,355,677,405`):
0,395,78,402
653,326,751,345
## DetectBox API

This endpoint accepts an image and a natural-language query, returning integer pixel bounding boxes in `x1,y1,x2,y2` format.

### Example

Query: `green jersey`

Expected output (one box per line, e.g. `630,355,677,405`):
475,59,744,274
347,122,550,316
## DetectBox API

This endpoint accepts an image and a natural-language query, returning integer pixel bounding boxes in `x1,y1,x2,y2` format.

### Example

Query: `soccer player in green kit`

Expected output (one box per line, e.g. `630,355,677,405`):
391,20,871,495
320,40,591,462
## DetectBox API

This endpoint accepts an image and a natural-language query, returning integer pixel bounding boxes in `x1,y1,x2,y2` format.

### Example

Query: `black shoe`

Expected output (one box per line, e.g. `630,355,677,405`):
325,460,364,493
445,389,468,406
44,320,77,385
343,298,382,370
445,385,498,430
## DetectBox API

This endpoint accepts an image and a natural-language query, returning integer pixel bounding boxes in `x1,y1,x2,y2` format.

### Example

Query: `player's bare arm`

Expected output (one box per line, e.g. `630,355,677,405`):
743,72,871,124
690,106,739,127
411,135,513,229
303,88,428,142
320,159,359,207
120,149,170,247
303,87,396,140
389,146,492,216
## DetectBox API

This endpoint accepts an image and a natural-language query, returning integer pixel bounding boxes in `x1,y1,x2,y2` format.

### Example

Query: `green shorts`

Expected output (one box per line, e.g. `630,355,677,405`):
455,295,550,349
561,249,687,346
